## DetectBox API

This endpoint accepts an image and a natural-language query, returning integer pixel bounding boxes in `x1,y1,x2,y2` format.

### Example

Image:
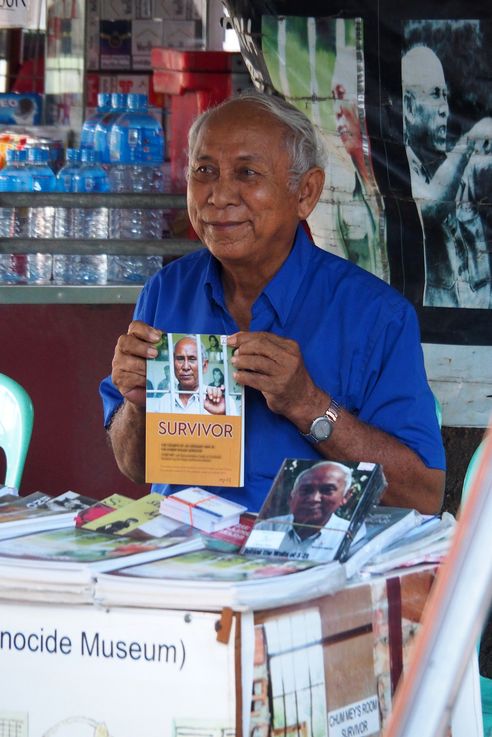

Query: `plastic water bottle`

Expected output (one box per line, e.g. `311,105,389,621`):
53,149,109,285
80,92,112,150
0,149,29,283
54,148,82,239
94,92,127,167
108,93,165,283
0,149,21,237
26,147,57,284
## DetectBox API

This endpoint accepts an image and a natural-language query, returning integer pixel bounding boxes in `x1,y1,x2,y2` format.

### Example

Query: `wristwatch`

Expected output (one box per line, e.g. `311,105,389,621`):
302,399,341,444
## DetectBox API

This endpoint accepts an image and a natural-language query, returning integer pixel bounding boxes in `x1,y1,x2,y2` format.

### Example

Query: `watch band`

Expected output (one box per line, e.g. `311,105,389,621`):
325,399,341,425
302,398,341,443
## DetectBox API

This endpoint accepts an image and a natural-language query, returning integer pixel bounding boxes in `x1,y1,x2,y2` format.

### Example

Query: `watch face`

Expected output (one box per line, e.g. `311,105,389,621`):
311,416,333,442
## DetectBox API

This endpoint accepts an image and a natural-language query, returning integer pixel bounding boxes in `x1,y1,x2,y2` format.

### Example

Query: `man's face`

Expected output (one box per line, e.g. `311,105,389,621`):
187,101,305,273
290,465,348,527
174,338,204,391
403,50,449,154
332,81,362,159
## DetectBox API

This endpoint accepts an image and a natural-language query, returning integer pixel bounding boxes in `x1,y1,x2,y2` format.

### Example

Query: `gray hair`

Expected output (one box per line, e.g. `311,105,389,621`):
292,461,353,496
187,89,327,189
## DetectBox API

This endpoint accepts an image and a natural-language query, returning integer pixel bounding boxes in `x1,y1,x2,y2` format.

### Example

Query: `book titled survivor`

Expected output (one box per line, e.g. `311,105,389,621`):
145,332,244,488
242,459,387,563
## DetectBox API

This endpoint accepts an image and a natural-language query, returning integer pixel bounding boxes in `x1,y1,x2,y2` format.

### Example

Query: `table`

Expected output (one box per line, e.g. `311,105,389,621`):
0,565,481,737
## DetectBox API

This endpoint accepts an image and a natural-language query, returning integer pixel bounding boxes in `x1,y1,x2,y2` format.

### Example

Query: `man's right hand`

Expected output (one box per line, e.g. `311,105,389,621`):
111,320,162,408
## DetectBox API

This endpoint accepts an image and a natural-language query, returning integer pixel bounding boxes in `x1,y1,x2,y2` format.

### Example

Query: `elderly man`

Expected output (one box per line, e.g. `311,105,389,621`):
402,44,492,308
101,89,445,514
253,461,358,561
148,335,227,415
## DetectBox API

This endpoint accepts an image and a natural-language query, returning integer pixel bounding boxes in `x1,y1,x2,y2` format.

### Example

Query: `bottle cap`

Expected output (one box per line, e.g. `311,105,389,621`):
80,149,98,163
97,92,112,109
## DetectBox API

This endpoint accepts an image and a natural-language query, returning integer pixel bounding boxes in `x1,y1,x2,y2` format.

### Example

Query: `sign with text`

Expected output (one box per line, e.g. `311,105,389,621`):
0,602,236,737
0,0,45,30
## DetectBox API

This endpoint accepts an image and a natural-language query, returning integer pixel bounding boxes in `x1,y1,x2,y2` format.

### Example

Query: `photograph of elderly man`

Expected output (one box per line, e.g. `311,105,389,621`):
248,460,373,562
402,24,492,309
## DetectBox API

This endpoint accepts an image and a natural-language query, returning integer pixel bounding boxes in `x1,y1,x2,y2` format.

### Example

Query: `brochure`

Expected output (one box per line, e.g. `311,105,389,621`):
242,459,387,563
145,332,244,487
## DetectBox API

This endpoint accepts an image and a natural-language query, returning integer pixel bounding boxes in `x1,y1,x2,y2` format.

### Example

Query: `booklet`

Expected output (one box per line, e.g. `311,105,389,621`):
145,332,244,487
242,459,387,563
74,493,133,527
79,493,192,540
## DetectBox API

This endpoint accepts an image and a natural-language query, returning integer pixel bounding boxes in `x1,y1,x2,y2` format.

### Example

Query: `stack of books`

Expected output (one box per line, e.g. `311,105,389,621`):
159,487,247,533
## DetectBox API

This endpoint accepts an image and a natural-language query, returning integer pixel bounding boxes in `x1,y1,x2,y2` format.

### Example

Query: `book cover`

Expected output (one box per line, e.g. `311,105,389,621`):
109,549,316,583
201,512,257,553
80,493,191,540
74,493,134,528
145,332,244,487
242,459,387,563
0,526,202,572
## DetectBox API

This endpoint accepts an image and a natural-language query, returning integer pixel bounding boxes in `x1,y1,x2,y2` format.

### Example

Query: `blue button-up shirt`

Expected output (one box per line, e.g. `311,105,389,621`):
100,226,445,512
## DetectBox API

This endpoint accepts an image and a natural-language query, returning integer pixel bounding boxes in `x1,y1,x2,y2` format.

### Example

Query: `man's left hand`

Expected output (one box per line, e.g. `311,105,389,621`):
228,331,327,430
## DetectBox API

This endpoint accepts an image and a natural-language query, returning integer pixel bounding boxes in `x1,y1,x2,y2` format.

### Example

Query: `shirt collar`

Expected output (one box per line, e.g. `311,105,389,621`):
203,224,313,327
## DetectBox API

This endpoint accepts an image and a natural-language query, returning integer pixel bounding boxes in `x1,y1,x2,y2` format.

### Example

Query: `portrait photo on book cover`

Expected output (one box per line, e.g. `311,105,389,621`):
146,332,242,416
243,459,385,563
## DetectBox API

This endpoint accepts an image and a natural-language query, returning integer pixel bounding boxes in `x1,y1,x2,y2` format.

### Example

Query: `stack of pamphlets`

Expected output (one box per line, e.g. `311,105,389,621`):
359,511,456,575
94,549,346,612
0,524,204,604
159,487,247,533
344,506,427,578
0,490,98,540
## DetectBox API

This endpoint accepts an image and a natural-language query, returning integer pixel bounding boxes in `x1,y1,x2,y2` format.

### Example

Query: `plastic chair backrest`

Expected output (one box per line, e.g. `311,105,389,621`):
0,373,34,489
434,393,443,429
462,440,485,504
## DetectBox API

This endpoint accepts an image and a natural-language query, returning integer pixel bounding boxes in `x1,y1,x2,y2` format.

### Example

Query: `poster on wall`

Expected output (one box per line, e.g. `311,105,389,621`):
223,1,492,347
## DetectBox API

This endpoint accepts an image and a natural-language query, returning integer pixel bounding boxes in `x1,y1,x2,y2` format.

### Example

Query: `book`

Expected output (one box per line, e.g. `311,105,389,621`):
344,506,427,578
0,525,203,578
94,549,346,612
145,332,244,487
159,487,248,533
0,490,98,539
74,493,134,527
201,512,257,552
242,459,387,563
361,511,456,575
79,492,192,540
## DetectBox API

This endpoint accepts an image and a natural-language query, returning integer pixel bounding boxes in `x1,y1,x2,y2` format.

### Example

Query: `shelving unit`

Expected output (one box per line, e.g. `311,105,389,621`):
0,191,200,304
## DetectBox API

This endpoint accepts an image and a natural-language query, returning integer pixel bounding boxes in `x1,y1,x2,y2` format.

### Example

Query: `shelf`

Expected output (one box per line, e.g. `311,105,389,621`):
0,285,143,304
0,192,187,208
0,238,200,256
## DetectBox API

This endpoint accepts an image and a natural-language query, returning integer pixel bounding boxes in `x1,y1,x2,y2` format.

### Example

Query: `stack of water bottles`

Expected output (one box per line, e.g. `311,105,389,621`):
84,91,165,283
0,91,165,286
53,147,109,285
0,146,57,284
